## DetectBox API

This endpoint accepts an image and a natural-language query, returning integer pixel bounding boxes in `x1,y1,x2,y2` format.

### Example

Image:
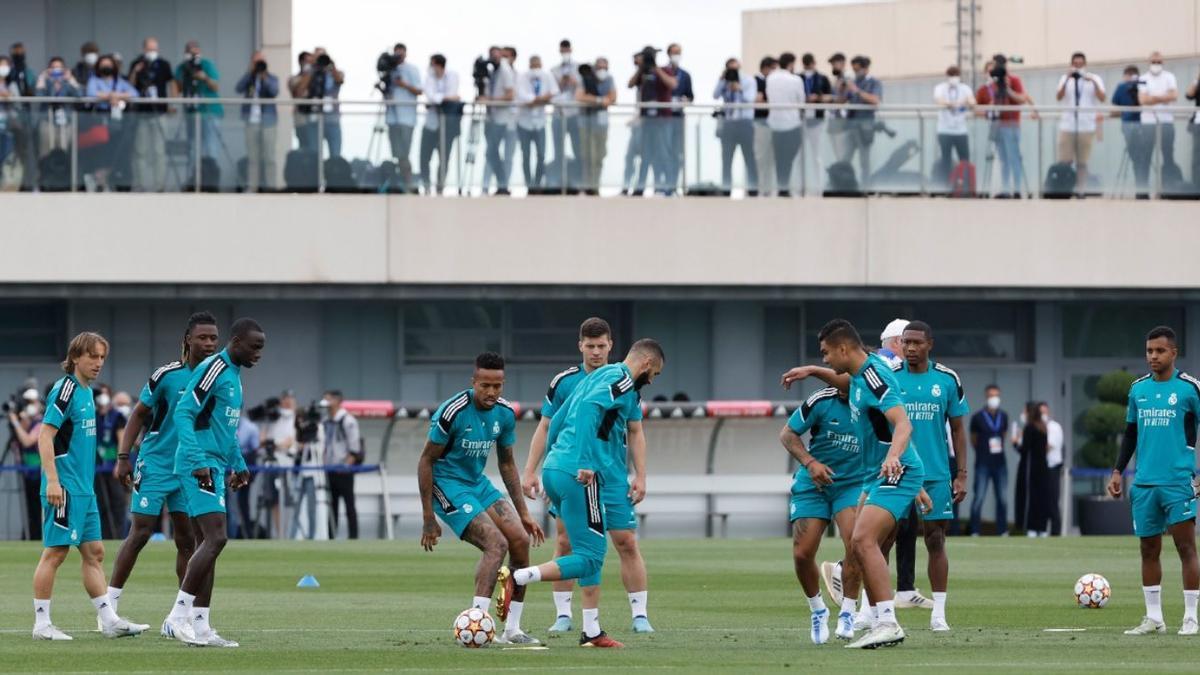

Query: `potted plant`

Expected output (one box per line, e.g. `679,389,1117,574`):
1075,370,1136,535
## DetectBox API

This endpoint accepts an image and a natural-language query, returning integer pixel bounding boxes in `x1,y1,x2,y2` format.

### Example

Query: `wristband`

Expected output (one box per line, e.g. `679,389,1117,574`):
118,453,130,460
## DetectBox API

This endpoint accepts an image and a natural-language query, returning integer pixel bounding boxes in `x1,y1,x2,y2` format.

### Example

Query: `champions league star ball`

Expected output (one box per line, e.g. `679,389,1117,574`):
1075,573,1111,608
453,607,496,647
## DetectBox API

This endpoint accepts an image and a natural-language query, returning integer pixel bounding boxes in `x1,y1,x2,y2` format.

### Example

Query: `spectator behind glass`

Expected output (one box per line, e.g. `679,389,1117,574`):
6,388,43,540
264,392,297,539
289,51,316,152
968,385,1009,536
5,43,39,190
175,40,224,165
385,43,422,190
551,39,582,191
975,54,1031,198
933,65,976,183
1111,65,1145,196
34,57,81,160
83,53,138,192
93,384,129,540
127,37,175,192
418,53,462,195
799,53,833,197
752,56,778,197
827,52,850,161
296,47,344,159
765,52,804,197
712,57,758,196
575,56,617,195
73,40,99,88
841,55,882,190
516,54,558,190
478,46,516,195
662,43,693,196
1055,52,1106,193
1018,401,1049,537
0,55,15,168
291,403,324,540
629,46,677,196
235,51,280,193
322,389,362,539
1137,51,1180,194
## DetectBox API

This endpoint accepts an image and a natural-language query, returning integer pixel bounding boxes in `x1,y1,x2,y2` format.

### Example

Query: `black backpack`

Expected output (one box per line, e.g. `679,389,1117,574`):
1043,162,1076,198
825,161,860,196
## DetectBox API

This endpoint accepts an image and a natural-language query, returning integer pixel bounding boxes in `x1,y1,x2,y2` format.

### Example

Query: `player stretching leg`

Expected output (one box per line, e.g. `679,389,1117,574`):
780,387,867,643
1108,326,1200,636
107,313,219,629
162,319,262,647
511,339,665,648
522,318,655,634
893,321,970,631
418,352,545,645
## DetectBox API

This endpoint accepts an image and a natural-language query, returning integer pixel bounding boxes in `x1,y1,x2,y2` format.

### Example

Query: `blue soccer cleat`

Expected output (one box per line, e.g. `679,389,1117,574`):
632,616,655,633
548,615,573,633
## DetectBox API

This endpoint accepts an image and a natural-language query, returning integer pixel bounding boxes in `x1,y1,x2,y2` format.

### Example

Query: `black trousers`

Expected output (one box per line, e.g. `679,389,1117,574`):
1014,451,1030,531
895,502,919,592
327,471,358,539
22,474,42,540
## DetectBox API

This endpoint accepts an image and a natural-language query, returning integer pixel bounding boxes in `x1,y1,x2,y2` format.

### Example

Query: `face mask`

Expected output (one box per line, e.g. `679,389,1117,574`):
302,64,312,73
24,403,38,417
50,68,64,78
1150,63,1163,75
595,69,608,80
1019,413,1028,426
560,53,571,63
116,404,132,419
96,393,111,408
669,54,682,67
949,76,961,86
986,396,1001,410
0,65,9,78
803,69,815,77
145,51,158,62
98,66,114,77
84,52,99,66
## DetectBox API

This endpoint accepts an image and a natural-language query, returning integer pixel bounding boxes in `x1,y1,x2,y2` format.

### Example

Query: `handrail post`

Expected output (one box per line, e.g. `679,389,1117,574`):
704,417,727,538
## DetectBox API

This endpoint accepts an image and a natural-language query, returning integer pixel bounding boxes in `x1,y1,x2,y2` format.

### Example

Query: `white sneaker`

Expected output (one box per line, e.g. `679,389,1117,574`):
845,622,905,649
810,608,830,645
1179,617,1198,636
1124,616,1167,635
32,624,73,641
196,630,240,648
930,617,951,632
835,611,855,641
101,618,146,638
162,617,201,644
895,590,935,610
852,611,873,631
820,561,845,605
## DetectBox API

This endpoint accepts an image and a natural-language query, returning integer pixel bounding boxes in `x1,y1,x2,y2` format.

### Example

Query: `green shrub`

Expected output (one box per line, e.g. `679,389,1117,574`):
1096,370,1136,406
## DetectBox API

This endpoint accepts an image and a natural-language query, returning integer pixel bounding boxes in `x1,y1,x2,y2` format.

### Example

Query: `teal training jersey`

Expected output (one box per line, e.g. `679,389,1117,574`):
541,363,587,418
174,349,249,475
892,360,969,481
1126,369,1200,486
41,375,96,497
428,389,517,485
849,352,924,473
544,363,642,481
136,361,192,476
787,387,866,488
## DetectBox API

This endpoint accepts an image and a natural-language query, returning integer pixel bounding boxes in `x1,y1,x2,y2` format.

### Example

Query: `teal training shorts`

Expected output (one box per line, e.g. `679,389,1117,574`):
543,468,607,587
132,459,189,517
550,477,638,531
181,467,228,518
789,478,861,522
1130,483,1197,538
431,476,504,538
42,492,101,548
922,478,955,522
863,462,926,523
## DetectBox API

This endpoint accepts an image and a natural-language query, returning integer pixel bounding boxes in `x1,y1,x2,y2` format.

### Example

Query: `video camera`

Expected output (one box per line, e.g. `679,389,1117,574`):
247,397,282,424
638,46,659,76
296,402,323,445
472,56,494,98
376,51,397,92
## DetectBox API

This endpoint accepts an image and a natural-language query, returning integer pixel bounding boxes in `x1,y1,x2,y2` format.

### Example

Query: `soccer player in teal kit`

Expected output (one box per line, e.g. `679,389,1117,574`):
1108,326,1200,636
161,318,262,647
418,352,545,645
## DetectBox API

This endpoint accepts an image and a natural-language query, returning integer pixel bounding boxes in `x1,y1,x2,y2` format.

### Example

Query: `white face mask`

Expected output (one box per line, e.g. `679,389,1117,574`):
24,403,39,417
560,53,571,64
595,69,608,80
145,51,158,62
803,69,815,77
96,393,111,408
0,65,9,78
948,76,961,86
1149,63,1164,75
669,54,682,67
116,404,132,419
986,396,1001,410
84,52,99,66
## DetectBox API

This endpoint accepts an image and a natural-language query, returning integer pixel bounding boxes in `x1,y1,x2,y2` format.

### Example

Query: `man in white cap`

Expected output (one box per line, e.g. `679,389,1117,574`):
877,319,909,368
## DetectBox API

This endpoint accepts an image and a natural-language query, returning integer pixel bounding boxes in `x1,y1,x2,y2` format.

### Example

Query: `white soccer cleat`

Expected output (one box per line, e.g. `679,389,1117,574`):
1178,618,1198,636
32,624,73,641
835,611,855,641
495,630,541,645
1123,616,1167,635
845,622,905,649
810,608,830,645
162,617,201,644
820,561,845,605
852,610,873,631
930,617,951,632
196,630,240,648
895,590,935,610
101,618,146,638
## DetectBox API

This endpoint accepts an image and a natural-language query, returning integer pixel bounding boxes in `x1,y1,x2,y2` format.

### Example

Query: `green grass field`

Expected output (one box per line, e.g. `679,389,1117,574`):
0,536,1197,673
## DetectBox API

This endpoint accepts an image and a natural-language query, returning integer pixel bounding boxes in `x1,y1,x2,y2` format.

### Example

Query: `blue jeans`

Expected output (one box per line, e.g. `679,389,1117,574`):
635,117,670,192
968,462,1009,535
623,123,643,190
186,113,223,163
320,119,342,158
992,124,1023,194
484,120,511,190
289,475,318,540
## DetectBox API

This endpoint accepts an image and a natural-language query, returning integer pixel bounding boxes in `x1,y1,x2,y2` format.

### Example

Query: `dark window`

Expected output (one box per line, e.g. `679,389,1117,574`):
1062,304,1186,358
508,302,620,362
0,302,67,360
403,303,502,362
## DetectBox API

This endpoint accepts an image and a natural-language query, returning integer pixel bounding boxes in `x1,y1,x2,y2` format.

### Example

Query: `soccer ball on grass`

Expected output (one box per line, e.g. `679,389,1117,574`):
453,607,496,647
1074,573,1111,608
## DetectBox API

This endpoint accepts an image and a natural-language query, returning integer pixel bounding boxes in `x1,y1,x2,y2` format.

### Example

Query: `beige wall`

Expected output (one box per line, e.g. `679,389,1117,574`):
3,194,1199,290
743,0,1200,79
260,0,293,188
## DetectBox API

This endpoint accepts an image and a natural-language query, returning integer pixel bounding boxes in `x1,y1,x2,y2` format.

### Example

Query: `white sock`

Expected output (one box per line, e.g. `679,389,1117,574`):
513,567,540,586
840,597,857,616
472,596,492,614
1144,585,1164,623
504,601,523,635
629,591,648,619
871,604,881,628
932,592,947,620
806,594,827,612
860,588,870,609
1185,590,1199,622
92,594,119,626
169,590,196,621
582,607,601,639
193,607,210,636
876,600,897,624
108,586,123,614
553,591,573,618
33,599,51,628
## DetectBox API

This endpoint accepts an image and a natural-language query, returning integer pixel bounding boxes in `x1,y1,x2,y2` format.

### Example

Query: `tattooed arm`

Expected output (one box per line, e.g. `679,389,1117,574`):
496,444,544,545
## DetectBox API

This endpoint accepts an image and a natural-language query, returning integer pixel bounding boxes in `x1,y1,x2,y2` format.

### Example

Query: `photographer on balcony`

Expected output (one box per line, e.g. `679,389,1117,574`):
322,390,362,540
383,43,422,190
629,45,677,196
174,40,223,165
127,37,174,192
713,57,758,196
1055,52,1105,194
295,48,345,158
840,55,882,190
419,54,461,195
576,57,616,195
975,54,1031,199
235,51,280,192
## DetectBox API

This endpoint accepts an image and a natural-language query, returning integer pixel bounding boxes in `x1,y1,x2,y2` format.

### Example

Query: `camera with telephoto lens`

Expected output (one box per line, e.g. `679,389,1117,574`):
472,56,493,97
254,60,267,74
296,402,322,445
314,53,332,72
376,51,397,89
724,68,739,83
247,397,282,424
1,395,17,415
188,53,204,74
639,46,659,75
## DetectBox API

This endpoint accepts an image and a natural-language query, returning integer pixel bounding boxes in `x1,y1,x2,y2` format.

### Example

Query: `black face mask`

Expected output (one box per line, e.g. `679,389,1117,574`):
634,372,652,391
98,67,114,77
